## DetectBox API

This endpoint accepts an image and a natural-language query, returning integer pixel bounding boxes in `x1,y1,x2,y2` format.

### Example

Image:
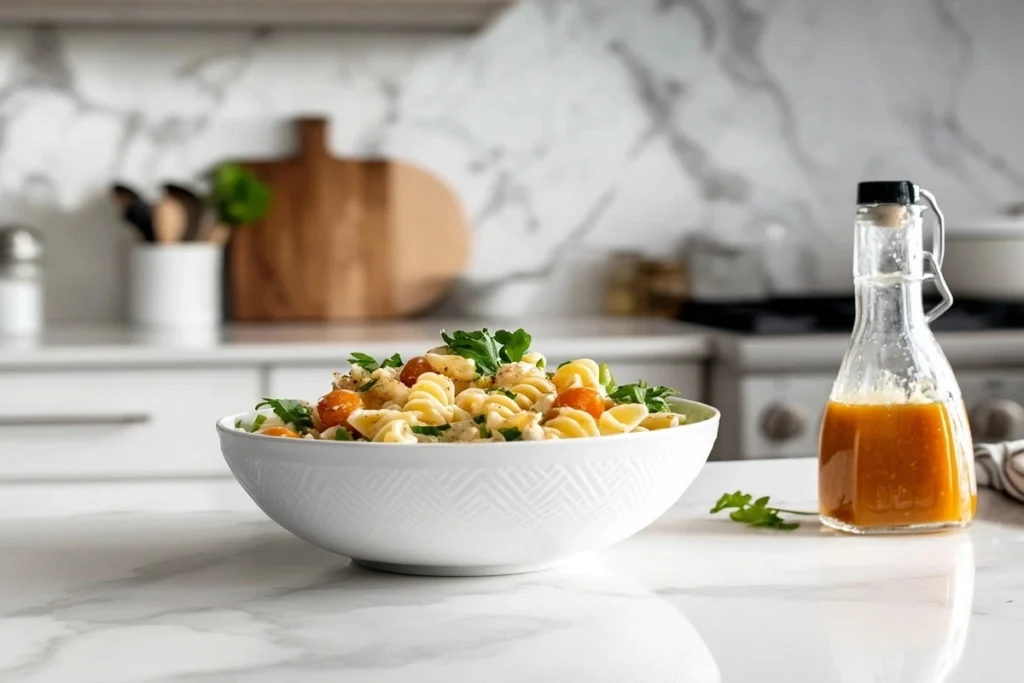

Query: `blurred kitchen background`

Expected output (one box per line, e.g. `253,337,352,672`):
1,0,1021,322
1,0,1024,478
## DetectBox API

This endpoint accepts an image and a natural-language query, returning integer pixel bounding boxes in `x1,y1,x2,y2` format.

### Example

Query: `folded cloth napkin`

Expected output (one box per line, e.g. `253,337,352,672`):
975,439,1024,502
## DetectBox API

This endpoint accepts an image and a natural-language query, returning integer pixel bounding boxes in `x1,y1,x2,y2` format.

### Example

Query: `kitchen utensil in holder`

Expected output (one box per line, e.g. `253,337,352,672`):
129,243,222,330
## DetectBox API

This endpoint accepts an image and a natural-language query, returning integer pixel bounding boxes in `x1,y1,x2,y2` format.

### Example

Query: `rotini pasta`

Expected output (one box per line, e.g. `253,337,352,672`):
244,328,688,444
552,358,603,395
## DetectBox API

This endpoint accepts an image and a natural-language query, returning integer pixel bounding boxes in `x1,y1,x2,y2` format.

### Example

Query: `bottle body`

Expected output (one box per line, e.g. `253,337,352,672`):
819,199,975,534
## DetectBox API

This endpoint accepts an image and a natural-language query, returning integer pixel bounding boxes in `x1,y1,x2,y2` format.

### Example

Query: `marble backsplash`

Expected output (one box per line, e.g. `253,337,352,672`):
0,0,1021,322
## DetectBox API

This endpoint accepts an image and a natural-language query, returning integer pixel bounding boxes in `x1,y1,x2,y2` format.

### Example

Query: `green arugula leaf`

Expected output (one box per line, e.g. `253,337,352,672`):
495,329,532,363
491,387,518,400
598,363,615,393
441,329,501,375
607,380,678,413
254,398,315,431
498,427,522,441
411,424,452,437
357,378,379,393
335,428,353,441
381,353,404,369
710,490,814,531
473,414,487,425
249,414,267,433
348,352,379,372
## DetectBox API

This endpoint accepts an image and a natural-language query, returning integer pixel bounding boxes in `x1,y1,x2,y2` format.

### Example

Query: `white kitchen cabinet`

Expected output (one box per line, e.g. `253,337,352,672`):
0,368,261,480
0,0,511,30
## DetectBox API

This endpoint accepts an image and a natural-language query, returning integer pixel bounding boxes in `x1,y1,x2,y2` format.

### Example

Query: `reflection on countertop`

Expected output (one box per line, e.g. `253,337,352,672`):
1,459,1023,682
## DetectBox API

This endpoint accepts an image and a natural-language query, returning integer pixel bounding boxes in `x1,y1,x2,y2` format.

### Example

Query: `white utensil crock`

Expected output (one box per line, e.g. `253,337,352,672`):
129,243,223,330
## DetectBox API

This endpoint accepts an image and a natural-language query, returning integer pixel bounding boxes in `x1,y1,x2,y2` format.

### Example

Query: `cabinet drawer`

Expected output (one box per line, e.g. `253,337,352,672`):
0,368,260,479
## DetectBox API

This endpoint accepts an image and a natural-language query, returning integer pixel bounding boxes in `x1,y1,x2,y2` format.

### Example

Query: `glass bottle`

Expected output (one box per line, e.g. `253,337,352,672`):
819,181,976,535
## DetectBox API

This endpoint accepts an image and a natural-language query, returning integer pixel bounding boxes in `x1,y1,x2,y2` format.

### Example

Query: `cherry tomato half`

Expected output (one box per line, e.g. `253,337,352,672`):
400,356,434,387
550,387,605,420
262,426,300,438
317,389,364,429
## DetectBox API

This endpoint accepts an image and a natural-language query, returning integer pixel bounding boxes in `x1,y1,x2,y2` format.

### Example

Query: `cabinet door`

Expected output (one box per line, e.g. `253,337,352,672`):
0,368,261,479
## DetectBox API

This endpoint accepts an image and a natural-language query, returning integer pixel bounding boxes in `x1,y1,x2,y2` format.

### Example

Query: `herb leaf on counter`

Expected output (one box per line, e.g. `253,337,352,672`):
710,491,816,531
607,381,677,412
254,398,315,431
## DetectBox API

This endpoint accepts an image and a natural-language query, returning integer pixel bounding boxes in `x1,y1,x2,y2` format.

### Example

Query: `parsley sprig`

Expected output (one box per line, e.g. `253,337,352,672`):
710,491,816,531
254,398,315,432
348,352,403,373
411,424,451,437
439,328,532,376
607,380,678,413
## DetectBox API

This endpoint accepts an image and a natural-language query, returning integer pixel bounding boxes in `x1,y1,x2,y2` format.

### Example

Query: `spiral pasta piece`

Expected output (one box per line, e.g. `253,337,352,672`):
404,372,457,426
640,413,682,430
480,393,522,419
510,375,556,410
347,409,420,439
521,351,546,369
373,419,417,444
544,408,600,439
598,403,649,435
552,358,603,395
454,388,488,415
426,353,478,381
497,411,546,440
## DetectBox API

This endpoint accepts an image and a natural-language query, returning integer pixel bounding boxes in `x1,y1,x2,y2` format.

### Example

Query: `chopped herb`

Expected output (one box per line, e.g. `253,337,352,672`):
438,328,535,376
598,363,615,393
249,414,267,433
546,371,555,379
607,381,678,413
348,352,403,373
335,428,353,441
234,419,242,429
254,398,315,431
491,387,518,400
348,352,379,372
557,360,571,369
357,378,379,393
710,491,816,531
498,427,522,441
411,424,452,437
473,414,487,424
494,329,532,363
536,357,546,370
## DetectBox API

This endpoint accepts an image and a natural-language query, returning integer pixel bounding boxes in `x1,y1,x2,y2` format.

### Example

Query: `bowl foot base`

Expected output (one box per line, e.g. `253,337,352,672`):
351,557,573,577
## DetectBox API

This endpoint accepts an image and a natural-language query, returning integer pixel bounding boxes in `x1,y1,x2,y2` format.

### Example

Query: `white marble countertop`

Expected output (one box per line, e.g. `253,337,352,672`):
2,459,1022,682
0,318,710,369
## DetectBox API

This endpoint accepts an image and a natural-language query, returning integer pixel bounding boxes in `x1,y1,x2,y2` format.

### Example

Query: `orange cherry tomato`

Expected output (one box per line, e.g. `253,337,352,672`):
262,426,300,438
400,356,434,387
317,389,364,429
550,387,605,420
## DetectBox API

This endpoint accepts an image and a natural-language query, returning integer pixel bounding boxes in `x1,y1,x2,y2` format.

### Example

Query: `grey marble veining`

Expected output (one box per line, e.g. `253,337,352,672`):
0,0,1021,321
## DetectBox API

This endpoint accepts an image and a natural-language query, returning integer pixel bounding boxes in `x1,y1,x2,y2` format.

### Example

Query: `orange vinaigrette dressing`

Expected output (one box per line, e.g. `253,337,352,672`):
819,400,975,529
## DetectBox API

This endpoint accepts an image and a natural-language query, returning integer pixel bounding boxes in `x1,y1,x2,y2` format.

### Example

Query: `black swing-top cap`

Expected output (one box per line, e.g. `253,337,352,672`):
857,181,919,205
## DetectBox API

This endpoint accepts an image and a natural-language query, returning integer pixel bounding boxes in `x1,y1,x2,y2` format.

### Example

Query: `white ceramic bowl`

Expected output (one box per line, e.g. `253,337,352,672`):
216,398,720,576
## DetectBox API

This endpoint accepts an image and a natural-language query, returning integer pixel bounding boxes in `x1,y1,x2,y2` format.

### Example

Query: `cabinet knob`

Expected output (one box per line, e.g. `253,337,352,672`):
759,403,806,443
970,398,1024,443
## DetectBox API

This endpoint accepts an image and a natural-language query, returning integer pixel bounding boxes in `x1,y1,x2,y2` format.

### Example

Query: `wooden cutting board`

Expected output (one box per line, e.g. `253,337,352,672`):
227,118,469,321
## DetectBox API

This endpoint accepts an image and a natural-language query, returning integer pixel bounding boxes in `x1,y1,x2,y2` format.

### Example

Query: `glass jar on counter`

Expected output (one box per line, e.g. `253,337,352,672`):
0,225,44,336
819,182,975,535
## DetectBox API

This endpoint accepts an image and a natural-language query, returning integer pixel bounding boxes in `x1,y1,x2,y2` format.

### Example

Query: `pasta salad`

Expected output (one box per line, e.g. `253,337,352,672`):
237,328,685,443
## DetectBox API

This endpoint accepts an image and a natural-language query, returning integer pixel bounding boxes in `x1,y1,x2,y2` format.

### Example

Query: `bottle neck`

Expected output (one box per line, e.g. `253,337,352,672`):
853,204,927,333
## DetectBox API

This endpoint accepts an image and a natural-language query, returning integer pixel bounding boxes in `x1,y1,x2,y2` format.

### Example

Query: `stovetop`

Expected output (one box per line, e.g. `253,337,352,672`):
675,296,1024,334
